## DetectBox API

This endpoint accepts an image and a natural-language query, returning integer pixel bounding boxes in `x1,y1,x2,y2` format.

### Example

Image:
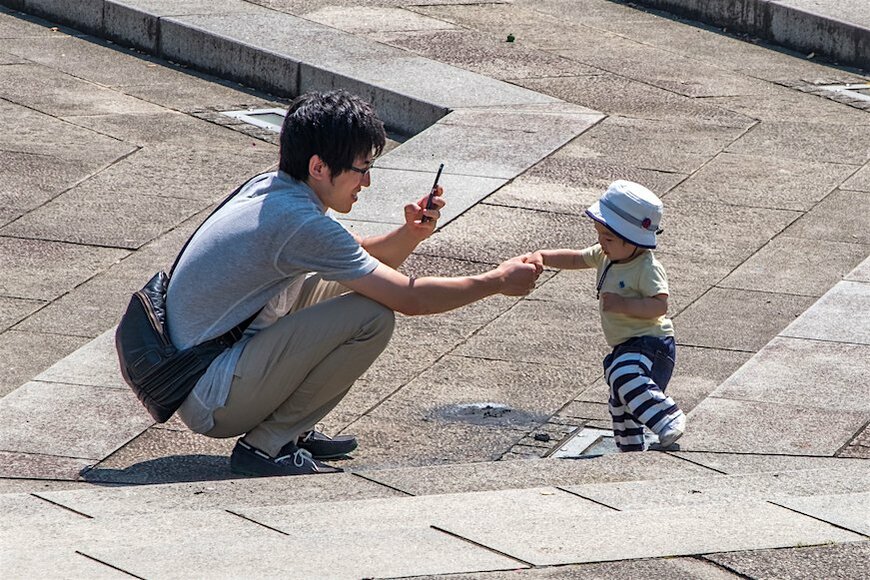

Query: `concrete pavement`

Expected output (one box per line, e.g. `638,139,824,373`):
1,0,869,577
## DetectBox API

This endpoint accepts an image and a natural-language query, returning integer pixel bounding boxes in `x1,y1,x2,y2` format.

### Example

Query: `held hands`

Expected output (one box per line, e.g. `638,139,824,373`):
496,254,544,296
404,185,445,240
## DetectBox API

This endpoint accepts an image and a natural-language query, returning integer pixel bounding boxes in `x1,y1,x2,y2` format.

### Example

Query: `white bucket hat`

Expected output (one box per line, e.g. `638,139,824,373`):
585,180,663,249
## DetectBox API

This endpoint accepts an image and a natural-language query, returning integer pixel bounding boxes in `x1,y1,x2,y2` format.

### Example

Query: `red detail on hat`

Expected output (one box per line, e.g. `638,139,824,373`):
642,217,652,229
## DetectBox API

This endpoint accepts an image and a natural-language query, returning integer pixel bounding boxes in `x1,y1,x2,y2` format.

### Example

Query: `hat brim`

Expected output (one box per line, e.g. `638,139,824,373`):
585,202,656,249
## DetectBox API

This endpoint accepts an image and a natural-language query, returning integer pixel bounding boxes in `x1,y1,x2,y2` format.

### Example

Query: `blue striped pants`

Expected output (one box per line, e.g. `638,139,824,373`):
604,336,683,451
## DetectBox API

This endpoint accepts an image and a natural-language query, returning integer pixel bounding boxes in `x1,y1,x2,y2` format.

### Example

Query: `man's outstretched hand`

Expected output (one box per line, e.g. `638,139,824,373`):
496,254,543,296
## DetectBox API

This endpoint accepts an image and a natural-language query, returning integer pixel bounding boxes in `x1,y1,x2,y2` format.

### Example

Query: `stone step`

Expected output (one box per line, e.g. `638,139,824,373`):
3,481,866,578
10,450,869,519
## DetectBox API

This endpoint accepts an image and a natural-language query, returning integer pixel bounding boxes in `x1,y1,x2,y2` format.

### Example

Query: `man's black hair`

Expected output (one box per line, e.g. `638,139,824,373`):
279,90,386,181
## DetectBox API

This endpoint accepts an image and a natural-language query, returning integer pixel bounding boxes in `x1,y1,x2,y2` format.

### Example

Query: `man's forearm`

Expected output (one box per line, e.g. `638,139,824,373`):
361,225,420,269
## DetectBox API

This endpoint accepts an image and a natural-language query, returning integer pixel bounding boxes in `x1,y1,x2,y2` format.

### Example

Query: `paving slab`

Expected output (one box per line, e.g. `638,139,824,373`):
650,198,801,269
704,540,870,580
727,121,870,165
13,207,205,338
0,62,167,116
644,252,735,316
240,487,611,534
440,500,862,566
61,109,279,148
34,329,125,389
674,287,817,352
1,177,205,249
553,42,768,99
670,451,870,474
0,491,89,531
775,491,870,536
557,1,855,84
453,298,610,366
0,330,91,398
666,152,856,212
338,414,526,470
369,354,583,429
485,156,685,216
518,72,755,126
409,4,595,51
37,471,403,517
409,555,742,579
843,163,870,192
784,188,870,245
0,450,92,480
359,453,716,495
307,6,457,34
376,108,599,179
0,7,61,37
0,477,97,494
717,236,869,297
0,33,199,87
846,256,870,283
27,506,524,579
353,167,506,226
0,296,42,332
712,336,870,412
372,28,599,81
0,381,152,459
781,280,870,345
423,203,595,265
679,396,867,455
705,86,870,125
0,237,128,302
555,115,750,175
563,465,870,510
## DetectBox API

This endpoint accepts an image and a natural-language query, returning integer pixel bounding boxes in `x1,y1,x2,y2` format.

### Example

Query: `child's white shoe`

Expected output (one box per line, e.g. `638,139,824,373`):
657,414,686,448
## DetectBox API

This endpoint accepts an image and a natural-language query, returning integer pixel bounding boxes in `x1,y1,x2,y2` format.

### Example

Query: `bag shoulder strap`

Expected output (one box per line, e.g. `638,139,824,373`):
168,174,264,277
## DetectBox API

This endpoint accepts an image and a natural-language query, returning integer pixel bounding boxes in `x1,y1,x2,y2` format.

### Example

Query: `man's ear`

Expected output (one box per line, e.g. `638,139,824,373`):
308,154,329,182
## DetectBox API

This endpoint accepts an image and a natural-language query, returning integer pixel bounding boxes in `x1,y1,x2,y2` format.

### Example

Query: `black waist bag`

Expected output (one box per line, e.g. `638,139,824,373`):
115,178,256,423
115,272,235,423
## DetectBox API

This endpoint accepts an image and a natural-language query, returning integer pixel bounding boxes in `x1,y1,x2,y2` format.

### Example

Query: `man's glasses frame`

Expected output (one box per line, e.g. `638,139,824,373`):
349,162,374,176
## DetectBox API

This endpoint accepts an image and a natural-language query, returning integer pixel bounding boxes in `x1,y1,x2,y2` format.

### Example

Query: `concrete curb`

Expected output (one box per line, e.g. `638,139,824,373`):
631,0,869,71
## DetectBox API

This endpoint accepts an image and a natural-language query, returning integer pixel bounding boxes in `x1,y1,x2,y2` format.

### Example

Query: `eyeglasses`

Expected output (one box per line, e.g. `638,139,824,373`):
349,162,374,176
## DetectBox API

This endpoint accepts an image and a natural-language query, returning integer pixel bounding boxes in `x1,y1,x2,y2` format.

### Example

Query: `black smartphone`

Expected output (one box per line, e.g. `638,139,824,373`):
422,163,444,223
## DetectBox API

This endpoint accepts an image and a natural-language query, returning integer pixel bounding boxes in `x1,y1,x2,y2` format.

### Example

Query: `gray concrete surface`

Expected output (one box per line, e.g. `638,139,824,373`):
1,0,869,577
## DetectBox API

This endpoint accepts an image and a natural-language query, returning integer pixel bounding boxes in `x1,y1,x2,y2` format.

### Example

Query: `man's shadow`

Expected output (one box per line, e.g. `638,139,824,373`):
80,454,244,486
80,453,355,486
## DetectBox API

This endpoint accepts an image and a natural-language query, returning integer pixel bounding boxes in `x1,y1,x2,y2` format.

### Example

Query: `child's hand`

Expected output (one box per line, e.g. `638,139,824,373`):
524,251,545,274
600,292,626,313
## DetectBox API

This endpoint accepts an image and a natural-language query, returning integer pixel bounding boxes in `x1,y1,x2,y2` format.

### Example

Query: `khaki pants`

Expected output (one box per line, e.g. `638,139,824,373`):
206,276,394,457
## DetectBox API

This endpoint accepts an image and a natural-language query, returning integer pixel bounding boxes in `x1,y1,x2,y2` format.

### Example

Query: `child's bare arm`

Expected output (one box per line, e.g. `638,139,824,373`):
601,293,668,318
529,249,591,270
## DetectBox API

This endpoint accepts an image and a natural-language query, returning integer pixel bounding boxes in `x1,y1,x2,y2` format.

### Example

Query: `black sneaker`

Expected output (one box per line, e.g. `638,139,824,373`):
291,430,358,460
230,439,342,477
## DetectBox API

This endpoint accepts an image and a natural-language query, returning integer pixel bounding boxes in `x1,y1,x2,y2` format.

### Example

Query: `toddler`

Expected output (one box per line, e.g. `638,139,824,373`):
531,180,685,451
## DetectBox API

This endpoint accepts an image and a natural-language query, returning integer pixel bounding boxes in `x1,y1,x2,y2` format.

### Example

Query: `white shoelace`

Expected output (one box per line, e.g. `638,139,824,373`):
274,447,316,469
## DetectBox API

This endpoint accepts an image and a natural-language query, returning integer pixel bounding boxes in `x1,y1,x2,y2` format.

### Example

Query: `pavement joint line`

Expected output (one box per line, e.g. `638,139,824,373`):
766,499,870,539
350,472,416,497
74,551,145,580
30,492,93,519
429,523,536,569
224,508,290,536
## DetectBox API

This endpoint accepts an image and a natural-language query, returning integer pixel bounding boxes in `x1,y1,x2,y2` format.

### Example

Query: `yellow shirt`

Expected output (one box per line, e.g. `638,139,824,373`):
580,244,674,347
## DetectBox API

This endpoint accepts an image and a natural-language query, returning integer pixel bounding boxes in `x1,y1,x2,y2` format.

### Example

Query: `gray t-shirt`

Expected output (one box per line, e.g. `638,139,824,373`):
167,171,379,433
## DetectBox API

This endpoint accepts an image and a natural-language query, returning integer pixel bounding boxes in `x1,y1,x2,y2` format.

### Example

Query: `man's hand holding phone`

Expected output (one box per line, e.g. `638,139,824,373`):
405,163,445,239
